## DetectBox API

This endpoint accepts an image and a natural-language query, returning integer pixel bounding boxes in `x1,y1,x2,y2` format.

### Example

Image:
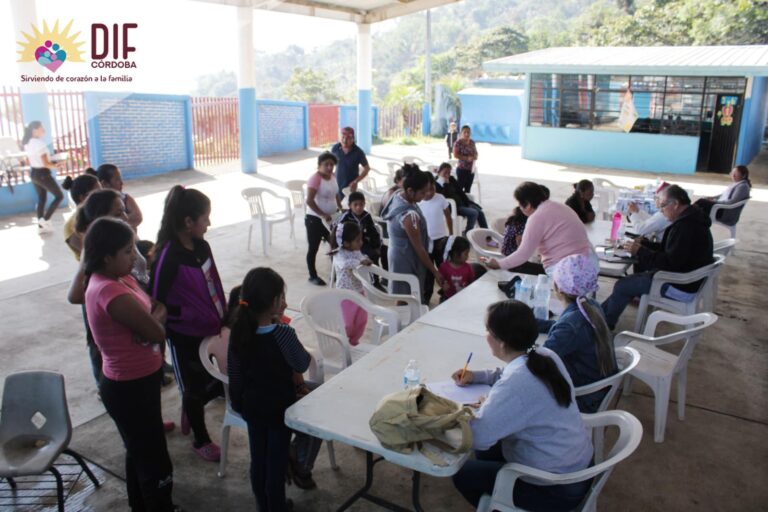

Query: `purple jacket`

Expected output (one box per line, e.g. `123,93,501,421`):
150,239,226,337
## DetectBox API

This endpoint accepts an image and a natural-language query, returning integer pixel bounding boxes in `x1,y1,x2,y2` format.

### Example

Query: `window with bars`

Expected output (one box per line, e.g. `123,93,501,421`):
528,74,746,136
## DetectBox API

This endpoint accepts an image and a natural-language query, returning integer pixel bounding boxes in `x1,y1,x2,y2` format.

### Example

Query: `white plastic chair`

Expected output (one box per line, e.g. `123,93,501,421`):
593,178,622,189
300,289,399,381
363,168,393,191
466,228,504,259
402,155,427,166
711,239,737,308
199,332,338,476
615,311,717,443
242,187,295,256
284,180,307,235
471,163,482,203
574,346,641,462
491,217,507,235
445,198,465,236
633,254,724,332
353,265,429,343
0,137,29,189
710,198,749,238
476,410,643,512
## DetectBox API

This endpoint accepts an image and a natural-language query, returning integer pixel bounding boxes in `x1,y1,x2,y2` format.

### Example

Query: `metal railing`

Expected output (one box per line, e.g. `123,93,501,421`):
378,104,423,140
191,96,239,167
49,90,90,178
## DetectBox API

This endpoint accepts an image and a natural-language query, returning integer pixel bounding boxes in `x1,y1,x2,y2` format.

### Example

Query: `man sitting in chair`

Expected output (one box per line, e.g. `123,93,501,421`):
602,185,714,330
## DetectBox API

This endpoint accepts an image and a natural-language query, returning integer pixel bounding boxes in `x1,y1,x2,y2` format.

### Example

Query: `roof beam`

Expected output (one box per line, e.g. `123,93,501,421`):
363,0,461,23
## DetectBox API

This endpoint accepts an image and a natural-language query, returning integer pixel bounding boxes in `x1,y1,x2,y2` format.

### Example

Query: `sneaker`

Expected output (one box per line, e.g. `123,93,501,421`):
163,420,176,432
180,411,190,436
37,218,53,234
308,276,327,286
193,441,221,462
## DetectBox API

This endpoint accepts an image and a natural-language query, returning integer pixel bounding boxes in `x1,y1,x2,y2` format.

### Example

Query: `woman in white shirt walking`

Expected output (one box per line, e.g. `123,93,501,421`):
305,151,342,286
451,299,593,511
22,121,64,233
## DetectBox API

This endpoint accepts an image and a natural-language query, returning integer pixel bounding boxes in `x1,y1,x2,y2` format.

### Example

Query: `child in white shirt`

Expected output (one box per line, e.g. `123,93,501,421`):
332,222,372,345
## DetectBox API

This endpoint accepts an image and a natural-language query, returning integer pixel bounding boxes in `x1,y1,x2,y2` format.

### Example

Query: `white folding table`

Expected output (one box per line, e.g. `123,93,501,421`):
416,269,562,338
286,322,497,511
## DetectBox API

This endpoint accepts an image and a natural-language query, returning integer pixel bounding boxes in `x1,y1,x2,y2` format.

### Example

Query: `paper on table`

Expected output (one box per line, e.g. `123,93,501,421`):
427,380,491,405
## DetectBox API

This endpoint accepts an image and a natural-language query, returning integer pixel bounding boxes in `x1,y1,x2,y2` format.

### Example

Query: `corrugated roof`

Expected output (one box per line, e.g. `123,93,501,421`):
192,0,462,23
457,88,524,96
484,46,768,77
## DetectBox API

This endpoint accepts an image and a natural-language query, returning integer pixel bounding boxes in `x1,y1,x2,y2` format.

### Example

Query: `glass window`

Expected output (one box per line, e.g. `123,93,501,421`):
531,73,558,90
705,77,747,94
630,75,666,92
666,76,705,92
594,91,624,111
595,75,628,92
663,93,704,117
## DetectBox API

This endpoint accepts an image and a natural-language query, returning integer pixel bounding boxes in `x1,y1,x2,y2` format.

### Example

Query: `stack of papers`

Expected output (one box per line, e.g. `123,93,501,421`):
426,380,491,405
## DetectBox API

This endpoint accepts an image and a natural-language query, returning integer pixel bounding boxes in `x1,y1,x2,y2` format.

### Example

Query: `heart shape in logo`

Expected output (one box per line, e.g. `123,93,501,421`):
34,40,67,73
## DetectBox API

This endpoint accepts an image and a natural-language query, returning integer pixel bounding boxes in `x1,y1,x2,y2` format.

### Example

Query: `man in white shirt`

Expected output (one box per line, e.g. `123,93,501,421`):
418,178,453,304
626,181,671,241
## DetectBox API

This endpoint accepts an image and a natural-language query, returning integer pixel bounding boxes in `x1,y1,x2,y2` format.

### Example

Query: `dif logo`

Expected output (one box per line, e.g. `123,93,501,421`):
91,23,138,68
17,19,138,73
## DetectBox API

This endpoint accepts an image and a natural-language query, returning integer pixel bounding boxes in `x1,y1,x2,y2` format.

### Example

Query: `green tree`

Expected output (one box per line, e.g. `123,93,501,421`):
284,68,341,103
454,26,529,77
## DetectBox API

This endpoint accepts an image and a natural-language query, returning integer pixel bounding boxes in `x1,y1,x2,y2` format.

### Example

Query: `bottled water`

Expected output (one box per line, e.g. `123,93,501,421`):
403,359,421,389
533,276,551,321
518,276,534,307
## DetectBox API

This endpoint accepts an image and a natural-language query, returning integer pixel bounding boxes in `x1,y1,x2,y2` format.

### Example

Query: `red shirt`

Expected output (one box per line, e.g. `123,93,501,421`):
439,261,475,298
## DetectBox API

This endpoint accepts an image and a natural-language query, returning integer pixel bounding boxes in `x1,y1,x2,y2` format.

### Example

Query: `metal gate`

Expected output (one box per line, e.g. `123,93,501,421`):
191,96,240,167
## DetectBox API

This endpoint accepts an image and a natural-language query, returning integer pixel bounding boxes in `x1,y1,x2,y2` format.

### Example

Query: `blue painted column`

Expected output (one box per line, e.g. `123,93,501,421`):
356,23,372,155
422,103,431,137
237,7,258,173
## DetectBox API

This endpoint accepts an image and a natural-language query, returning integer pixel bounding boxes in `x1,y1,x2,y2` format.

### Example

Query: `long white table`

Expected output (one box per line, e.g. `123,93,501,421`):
416,269,562,338
285,322,497,511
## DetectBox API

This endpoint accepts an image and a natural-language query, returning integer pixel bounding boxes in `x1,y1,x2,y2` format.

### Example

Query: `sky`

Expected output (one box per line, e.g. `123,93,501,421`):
1,0,368,94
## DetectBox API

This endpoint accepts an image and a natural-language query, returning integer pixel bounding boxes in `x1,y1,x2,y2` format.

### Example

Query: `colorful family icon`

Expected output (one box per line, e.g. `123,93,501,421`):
35,40,67,73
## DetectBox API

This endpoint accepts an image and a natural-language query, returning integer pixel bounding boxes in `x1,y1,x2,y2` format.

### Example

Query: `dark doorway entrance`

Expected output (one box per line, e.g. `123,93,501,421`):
701,94,743,173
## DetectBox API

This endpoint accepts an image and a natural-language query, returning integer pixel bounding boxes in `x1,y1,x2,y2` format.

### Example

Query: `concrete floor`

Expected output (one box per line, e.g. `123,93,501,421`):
0,141,766,511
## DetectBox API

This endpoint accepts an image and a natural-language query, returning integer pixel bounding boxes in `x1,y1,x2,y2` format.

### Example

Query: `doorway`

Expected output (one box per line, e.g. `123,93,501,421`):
698,94,743,173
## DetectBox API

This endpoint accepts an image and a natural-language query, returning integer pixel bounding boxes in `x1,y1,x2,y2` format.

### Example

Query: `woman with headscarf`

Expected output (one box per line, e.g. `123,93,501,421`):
538,254,617,413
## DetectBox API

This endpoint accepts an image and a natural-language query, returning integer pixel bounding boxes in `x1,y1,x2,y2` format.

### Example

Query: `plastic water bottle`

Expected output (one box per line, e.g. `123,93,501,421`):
610,211,622,242
403,360,421,389
533,276,551,321
518,276,534,307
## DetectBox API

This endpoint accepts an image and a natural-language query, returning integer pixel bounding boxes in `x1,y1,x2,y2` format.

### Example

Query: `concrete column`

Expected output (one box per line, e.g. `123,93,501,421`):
11,0,53,147
237,6,258,173
356,23,372,154
422,10,432,136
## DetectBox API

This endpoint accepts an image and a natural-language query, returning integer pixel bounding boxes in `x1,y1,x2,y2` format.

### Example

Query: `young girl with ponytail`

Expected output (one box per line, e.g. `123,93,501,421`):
540,254,617,413
150,185,226,462
227,267,316,511
451,300,593,512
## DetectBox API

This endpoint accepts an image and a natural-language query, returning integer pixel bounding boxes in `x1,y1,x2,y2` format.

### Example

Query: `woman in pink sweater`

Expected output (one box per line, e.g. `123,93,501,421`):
485,182,595,275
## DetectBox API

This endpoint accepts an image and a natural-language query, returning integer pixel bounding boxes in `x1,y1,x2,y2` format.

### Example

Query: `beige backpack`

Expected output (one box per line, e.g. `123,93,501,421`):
369,385,475,466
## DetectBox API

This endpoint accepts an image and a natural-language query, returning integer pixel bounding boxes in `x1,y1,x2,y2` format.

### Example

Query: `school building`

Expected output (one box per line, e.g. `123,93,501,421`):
480,45,768,175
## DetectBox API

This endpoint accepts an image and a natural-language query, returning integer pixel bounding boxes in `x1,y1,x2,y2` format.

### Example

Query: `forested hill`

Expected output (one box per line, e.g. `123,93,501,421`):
193,0,767,104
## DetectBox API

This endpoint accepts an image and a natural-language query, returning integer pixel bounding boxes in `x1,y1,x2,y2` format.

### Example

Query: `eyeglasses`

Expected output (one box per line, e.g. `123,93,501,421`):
659,200,674,209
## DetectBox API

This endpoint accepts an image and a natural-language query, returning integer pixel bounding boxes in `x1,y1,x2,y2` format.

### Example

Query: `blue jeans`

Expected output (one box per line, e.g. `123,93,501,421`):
458,204,488,232
601,272,654,330
452,443,590,512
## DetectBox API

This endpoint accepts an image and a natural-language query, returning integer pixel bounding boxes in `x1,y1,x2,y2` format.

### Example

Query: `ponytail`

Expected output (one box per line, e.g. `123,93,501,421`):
577,297,616,377
154,185,211,255
486,300,573,408
525,349,573,408
229,268,285,354
21,121,42,147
